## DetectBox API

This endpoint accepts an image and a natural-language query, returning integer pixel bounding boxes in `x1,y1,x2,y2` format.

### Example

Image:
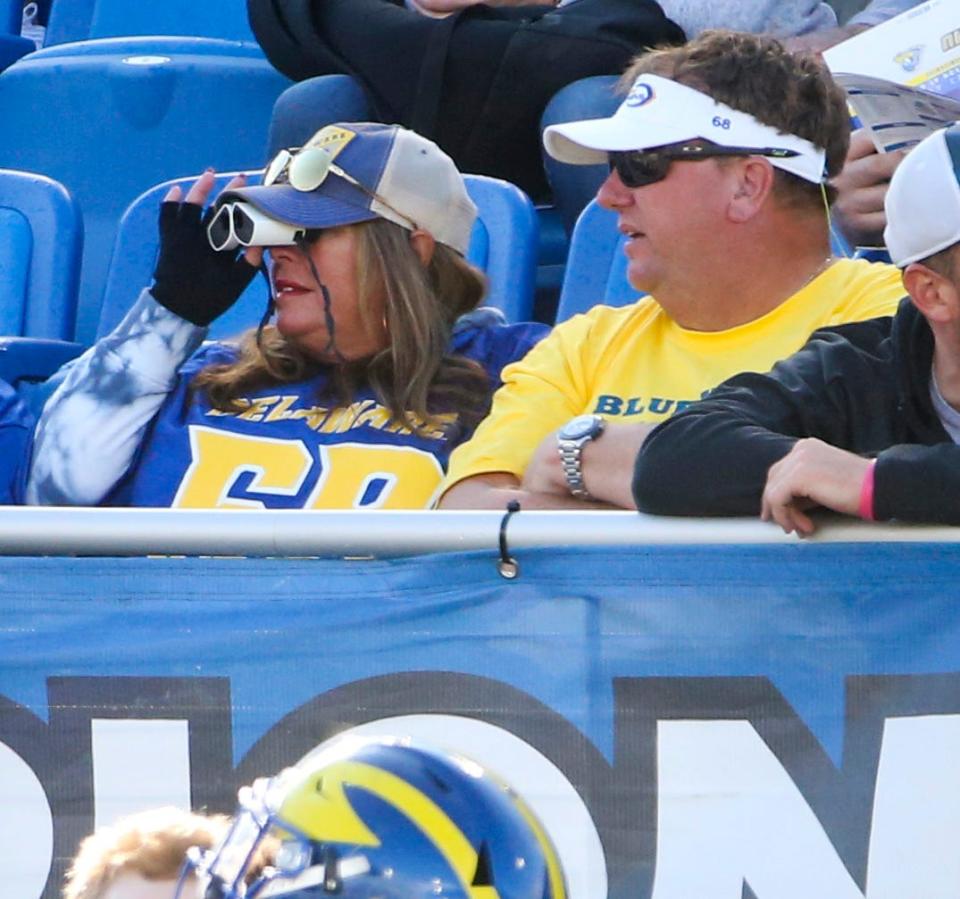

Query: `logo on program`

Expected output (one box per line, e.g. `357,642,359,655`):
894,46,923,73
626,81,655,107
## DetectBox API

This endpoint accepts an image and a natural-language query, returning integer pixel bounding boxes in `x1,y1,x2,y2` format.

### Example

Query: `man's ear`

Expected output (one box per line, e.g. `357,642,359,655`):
727,157,775,223
409,229,436,267
903,261,960,324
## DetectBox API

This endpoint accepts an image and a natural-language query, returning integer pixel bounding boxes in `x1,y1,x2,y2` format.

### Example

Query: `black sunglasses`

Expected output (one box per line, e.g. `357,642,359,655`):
609,142,801,189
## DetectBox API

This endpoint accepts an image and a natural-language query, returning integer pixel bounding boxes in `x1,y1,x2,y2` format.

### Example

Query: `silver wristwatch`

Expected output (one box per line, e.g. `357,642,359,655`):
556,414,605,499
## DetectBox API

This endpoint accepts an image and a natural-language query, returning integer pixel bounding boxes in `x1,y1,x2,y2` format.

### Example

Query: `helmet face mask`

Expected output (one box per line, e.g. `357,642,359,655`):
180,737,567,899
188,780,279,898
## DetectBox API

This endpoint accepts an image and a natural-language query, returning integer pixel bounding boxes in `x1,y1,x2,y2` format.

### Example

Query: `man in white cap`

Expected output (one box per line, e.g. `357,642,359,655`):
632,121,960,534
439,30,905,510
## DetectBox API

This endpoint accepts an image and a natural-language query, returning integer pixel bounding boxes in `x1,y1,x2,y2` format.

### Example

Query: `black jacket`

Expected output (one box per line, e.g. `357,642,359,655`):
633,299,960,524
247,0,684,200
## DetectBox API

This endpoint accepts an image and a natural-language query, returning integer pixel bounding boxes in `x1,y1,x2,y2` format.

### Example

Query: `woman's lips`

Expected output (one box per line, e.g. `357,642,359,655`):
273,278,310,298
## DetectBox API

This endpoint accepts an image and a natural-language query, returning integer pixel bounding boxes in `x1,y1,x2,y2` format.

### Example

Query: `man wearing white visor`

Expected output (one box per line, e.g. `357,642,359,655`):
439,30,905,511
633,121,960,533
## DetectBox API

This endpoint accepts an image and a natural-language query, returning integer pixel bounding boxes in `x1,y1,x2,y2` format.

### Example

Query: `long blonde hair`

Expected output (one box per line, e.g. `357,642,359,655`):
193,219,491,434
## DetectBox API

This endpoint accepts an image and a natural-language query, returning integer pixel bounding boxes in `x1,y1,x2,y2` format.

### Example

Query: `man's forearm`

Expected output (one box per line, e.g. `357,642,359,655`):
438,474,617,510
579,423,651,509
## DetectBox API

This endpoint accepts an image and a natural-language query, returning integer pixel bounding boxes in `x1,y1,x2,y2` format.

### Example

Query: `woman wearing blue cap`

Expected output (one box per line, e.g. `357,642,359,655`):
28,123,546,509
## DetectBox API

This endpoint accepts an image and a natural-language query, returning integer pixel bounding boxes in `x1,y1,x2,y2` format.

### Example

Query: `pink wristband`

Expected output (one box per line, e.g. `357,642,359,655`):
858,459,877,521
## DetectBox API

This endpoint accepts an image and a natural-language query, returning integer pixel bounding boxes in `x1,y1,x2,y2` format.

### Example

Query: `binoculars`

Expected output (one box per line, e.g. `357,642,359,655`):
207,202,305,251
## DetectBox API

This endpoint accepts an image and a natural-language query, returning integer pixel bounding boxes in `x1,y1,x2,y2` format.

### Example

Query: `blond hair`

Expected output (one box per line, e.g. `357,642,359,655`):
63,808,227,899
193,218,492,435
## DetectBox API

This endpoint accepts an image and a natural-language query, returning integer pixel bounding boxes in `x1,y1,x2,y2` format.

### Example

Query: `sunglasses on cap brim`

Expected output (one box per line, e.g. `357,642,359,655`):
609,141,801,189
263,145,418,230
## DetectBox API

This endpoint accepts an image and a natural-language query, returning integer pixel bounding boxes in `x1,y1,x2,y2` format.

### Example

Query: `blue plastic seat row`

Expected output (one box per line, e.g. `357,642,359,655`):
44,0,257,46
0,38,291,342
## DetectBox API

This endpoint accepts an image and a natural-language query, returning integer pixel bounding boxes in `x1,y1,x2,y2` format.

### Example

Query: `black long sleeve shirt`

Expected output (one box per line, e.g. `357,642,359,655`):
633,299,960,525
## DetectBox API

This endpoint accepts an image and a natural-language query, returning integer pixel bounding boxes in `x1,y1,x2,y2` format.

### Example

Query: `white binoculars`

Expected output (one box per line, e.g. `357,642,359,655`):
207,202,306,251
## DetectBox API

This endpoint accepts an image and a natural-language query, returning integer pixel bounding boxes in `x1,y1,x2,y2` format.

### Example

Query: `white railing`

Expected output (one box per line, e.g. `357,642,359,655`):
0,507,955,556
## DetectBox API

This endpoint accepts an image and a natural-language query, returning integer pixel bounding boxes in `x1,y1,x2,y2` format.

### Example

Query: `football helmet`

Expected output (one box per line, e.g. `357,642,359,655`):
184,735,567,899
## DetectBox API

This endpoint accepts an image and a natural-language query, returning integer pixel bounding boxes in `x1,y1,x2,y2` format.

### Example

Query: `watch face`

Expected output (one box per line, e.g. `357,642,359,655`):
560,414,604,441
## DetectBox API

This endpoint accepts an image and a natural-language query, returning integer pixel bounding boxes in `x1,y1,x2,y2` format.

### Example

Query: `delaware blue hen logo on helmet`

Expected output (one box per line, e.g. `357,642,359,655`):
188,737,567,899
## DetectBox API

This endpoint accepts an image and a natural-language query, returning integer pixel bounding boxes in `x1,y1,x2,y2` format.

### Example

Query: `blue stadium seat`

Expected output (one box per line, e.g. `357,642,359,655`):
97,169,540,342
0,169,81,339
0,169,84,403
266,75,373,158
855,247,893,264
44,0,255,45
0,0,33,70
462,174,538,322
0,0,19,31
554,200,635,323
41,0,94,45
0,40,291,343
540,75,619,238
532,75,620,322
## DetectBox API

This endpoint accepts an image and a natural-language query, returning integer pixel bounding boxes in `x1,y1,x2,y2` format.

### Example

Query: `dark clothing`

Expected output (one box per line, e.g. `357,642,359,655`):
633,299,960,525
248,0,684,200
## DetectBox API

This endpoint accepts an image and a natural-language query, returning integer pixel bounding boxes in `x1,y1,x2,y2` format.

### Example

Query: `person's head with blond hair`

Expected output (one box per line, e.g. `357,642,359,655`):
63,807,228,899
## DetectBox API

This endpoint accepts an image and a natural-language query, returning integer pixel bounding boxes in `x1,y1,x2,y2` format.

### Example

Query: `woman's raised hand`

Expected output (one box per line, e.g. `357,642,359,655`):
151,170,261,326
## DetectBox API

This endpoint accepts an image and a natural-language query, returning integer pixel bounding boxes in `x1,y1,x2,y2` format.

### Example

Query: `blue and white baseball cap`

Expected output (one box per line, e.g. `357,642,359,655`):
884,123,960,267
221,122,477,255
543,73,827,184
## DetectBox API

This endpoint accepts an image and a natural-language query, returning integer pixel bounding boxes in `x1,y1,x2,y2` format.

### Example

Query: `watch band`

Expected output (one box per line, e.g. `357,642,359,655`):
558,442,592,499
556,414,605,500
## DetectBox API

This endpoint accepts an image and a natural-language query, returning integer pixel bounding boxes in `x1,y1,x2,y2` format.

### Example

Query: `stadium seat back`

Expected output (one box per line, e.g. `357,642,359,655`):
461,174,538,322
0,44,290,343
266,74,373,158
0,0,18,32
0,169,81,338
45,0,255,45
540,74,620,238
0,210,31,330
554,200,636,322
0,0,33,70
90,0,255,41
43,0,94,45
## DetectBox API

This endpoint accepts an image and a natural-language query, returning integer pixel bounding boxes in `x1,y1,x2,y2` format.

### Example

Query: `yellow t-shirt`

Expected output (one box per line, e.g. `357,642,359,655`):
442,258,904,490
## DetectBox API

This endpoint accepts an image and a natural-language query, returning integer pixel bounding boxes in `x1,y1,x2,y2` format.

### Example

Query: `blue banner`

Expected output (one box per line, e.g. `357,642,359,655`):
3,543,960,899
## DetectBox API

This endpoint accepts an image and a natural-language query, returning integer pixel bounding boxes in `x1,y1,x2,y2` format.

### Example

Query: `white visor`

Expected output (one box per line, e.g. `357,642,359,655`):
543,73,827,184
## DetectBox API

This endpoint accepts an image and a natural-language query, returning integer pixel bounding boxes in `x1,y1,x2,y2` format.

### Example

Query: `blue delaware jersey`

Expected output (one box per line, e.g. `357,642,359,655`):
0,379,34,504
105,320,546,510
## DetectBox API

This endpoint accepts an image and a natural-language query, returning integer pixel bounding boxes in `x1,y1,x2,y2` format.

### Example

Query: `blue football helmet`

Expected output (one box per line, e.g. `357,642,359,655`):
185,736,567,899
